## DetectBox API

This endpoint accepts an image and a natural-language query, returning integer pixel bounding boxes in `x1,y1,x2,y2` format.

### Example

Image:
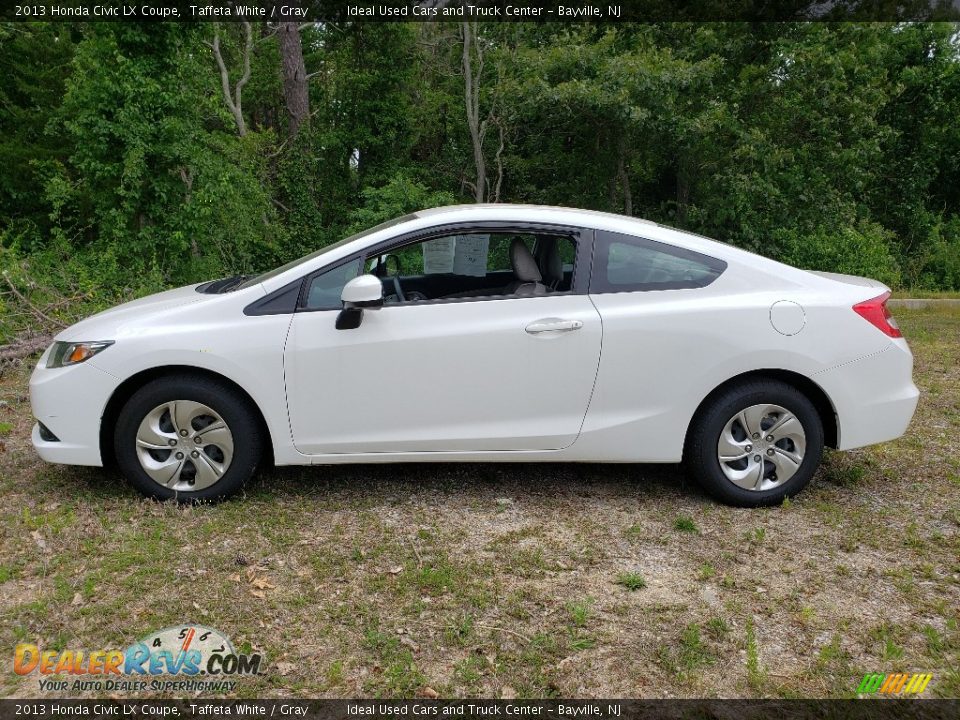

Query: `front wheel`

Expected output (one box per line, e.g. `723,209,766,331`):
114,375,262,502
685,379,824,507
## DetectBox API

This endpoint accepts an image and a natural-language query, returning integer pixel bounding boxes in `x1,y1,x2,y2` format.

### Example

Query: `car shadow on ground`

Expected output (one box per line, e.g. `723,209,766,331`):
55,460,713,507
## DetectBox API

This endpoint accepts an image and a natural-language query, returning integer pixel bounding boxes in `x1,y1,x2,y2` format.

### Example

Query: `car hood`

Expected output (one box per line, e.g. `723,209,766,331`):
56,283,217,341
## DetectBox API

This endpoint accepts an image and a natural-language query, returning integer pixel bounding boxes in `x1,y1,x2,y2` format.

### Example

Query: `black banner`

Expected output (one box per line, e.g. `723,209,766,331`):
2,0,960,23
1,700,959,720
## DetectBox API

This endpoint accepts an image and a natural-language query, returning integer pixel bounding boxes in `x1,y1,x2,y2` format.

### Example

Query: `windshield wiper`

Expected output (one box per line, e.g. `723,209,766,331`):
196,275,253,294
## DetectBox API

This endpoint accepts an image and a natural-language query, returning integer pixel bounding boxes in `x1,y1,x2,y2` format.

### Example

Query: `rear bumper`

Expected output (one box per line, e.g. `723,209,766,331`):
29,358,119,466
815,340,919,450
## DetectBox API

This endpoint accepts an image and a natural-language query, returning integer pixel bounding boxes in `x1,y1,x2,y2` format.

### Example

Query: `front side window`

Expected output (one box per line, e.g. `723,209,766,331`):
592,230,726,293
304,258,362,310
366,230,578,304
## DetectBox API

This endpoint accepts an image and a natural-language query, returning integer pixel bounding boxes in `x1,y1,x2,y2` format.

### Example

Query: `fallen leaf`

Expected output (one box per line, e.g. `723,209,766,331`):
420,686,439,699
251,577,276,590
30,530,46,550
501,686,517,700
71,592,83,606
388,566,403,575
250,590,266,599
275,661,296,676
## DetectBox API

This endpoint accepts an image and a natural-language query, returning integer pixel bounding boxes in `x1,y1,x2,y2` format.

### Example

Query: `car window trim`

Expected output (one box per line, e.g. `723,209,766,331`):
294,221,595,313
297,256,364,312
589,228,727,294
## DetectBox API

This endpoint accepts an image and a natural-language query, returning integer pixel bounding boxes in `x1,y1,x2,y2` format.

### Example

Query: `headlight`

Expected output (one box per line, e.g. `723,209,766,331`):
46,341,114,368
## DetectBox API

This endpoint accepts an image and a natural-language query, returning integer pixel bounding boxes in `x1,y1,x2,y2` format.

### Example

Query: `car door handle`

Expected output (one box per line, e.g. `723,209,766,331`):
525,318,583,334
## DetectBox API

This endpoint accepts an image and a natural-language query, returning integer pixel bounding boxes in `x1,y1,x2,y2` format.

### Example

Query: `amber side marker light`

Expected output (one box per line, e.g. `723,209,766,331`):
46,340,115,369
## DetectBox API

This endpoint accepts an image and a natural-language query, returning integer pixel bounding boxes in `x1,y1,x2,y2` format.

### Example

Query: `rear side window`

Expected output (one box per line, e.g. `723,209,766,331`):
591,230,726,293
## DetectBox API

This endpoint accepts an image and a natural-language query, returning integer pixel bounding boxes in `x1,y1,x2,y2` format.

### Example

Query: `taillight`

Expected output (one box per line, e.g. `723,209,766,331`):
852,291,902,338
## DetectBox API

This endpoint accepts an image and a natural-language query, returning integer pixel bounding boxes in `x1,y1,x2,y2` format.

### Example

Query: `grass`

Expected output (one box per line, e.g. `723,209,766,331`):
673,516,699,534
0,305,958,698
890,289,960,299
616,572,647,591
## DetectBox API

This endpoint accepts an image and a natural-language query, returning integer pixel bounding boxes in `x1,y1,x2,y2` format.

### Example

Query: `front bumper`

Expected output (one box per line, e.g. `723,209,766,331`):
29,357,119,466
814,340,920,451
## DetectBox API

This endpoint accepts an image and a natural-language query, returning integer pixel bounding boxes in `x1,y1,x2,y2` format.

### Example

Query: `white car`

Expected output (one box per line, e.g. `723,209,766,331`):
30,205,919,506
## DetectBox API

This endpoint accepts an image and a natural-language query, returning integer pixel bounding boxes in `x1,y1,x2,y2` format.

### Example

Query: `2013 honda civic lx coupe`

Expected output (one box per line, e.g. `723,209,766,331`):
29,205,919,506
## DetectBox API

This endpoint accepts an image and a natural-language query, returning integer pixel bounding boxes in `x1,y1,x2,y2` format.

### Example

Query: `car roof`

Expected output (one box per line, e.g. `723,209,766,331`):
257,204,811,293
410,204,738,258
414,204,659,228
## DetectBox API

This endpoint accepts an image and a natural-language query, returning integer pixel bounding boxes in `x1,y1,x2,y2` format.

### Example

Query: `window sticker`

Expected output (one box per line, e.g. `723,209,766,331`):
422,236,456,274
452,234,490,277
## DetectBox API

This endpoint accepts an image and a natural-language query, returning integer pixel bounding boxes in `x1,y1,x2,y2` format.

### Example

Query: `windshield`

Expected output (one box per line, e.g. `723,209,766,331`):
235,213,419,290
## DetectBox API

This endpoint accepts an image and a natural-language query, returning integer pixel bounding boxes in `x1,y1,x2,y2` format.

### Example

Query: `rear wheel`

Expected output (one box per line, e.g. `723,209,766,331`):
114,375,262,501
685,379,824,507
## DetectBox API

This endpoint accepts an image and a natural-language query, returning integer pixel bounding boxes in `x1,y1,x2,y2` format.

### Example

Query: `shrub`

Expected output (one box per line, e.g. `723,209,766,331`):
775,221,902,288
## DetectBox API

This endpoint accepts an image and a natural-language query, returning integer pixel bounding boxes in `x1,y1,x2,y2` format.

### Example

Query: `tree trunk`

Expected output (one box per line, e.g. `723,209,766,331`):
279,15,310,138
676,153,691,224
0,334,52,362
462,22,486,203
617,136,633,216
211,22,252,137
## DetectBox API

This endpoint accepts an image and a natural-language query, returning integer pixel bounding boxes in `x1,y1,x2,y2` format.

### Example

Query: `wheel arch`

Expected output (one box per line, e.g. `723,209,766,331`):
684,369,839,453
99,365,275,468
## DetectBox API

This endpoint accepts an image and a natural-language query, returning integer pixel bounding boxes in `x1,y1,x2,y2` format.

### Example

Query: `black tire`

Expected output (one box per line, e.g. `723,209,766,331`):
685,379,824,507
114,374,262,502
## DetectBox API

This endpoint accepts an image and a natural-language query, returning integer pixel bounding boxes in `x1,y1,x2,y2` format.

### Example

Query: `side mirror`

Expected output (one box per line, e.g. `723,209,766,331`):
336,275,383,330
341,274,384,308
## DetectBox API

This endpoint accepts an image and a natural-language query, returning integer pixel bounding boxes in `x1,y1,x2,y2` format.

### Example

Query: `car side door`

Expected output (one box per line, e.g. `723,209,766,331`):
283,223,602,455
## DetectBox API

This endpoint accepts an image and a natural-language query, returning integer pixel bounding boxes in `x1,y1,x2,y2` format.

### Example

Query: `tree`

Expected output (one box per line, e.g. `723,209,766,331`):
209,21,253,136
278,10,310,137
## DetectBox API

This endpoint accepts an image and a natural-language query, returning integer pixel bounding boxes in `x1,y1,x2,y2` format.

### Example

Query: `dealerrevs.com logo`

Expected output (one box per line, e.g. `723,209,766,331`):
14,625,262,693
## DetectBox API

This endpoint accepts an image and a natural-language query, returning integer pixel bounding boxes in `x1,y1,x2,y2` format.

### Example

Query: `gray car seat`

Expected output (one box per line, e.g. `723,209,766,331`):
505,239,548,296
537,238,565,290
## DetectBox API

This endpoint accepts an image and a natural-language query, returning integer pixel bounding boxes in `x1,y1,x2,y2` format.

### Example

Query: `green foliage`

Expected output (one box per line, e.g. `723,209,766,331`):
42,25,276,287
914,216,960,291
615,571,647,591
775,222,903,288
0,23,74,240
2,21,960,344
347,173,457,234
